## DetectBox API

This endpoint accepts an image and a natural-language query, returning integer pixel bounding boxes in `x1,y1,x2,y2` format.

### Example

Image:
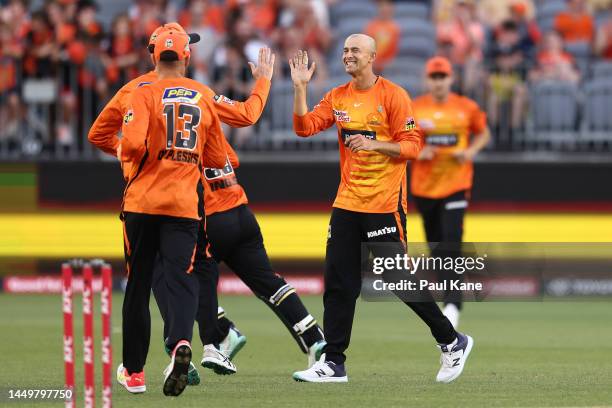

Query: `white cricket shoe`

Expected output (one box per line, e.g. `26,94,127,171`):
201,344,237,375
443,303,460,329
307,340,327,368
436,332,474,383
219,325,247,360
293,354,348,383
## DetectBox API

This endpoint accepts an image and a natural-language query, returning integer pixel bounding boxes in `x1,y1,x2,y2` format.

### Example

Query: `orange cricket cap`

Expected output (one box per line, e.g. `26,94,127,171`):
154,30,191,61
148,22,200,53
425,56,453,76
510,1,527,16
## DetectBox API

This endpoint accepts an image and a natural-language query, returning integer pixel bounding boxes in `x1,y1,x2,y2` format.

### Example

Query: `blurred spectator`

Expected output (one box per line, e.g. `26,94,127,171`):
276,0,330,81
129,0,165,40
105,14,139,92
365,0,399,73
178,0,225,34
554,0,594,43
595,6,612,58
211,43,252,147
179,0,226,83
529,32,580,83
229,0,278,36
437,0,485,97
23,11,55,78
0,20,22,145
588,0,612,11
486,19,527,130
508,1,540,57
437,1,484,65
477,0,536,27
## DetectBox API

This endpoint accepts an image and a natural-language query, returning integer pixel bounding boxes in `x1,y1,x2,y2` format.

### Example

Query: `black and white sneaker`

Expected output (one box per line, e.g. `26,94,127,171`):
163,340,192,396
201,344,236,375
436,332,474,383
292,354,348,383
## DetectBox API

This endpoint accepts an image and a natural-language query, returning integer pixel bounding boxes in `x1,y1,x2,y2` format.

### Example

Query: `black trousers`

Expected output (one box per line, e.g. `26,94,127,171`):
199,205,320,349
323,207,456,365
153,218,210,346
122,212,199,374
153,204,321,350
414,190,467,308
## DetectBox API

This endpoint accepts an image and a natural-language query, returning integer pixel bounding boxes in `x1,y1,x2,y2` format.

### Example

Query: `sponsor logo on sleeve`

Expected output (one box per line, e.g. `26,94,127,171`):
405,116,416,130
123,109,134,124
213,95,235,105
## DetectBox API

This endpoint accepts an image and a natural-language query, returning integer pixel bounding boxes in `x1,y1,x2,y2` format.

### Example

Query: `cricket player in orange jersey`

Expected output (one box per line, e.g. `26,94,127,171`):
289,34,474,384
116,29,228,397
90,23,237,386
89,22,325,379
411,57,491,329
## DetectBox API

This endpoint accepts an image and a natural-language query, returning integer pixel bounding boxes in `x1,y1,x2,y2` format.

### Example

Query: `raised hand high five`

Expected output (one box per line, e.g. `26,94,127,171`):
289,50,316,88
248,47,276,81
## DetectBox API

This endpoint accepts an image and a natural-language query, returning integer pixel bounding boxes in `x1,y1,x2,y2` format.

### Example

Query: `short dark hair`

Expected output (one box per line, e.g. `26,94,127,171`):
159,50,179,61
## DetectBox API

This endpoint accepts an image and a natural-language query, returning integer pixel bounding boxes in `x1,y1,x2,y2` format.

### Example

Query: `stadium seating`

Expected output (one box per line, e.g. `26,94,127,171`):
564,41,592,75
331,1,378,24
398,35,436,59
528,80,579,147
582,79,612,144
394,2,430,21
400,19,436,41
381,57,426,79
590,61,612,79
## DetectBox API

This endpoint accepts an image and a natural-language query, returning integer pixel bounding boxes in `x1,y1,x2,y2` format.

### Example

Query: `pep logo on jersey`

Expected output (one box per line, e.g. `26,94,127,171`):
162,87,202,104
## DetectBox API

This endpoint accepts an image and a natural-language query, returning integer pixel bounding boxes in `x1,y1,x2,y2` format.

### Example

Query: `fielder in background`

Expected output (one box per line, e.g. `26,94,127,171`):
289,34,474,384
117,29,227,397
411,56,491,329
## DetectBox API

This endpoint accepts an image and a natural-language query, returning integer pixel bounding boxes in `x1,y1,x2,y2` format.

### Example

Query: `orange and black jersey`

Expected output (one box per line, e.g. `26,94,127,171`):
294,76,422,214
88,71,270,175
120,77,227,220
411,93,487,199
202,138,248,216
89,71,271,216
89,71,158,157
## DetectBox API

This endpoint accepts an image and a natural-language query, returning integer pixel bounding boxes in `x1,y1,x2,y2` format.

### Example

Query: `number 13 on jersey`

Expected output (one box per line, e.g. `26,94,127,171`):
163,103,201,151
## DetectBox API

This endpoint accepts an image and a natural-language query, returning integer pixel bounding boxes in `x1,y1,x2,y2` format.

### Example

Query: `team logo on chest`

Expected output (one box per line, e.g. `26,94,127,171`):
366,112,382,126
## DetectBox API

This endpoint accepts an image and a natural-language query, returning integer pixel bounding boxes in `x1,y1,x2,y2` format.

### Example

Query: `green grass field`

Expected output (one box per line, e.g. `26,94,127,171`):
0,294,611,408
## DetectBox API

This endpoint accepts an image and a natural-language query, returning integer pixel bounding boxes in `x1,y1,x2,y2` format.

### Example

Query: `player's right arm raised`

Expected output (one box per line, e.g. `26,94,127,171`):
289,50,335,136
211,47,275,127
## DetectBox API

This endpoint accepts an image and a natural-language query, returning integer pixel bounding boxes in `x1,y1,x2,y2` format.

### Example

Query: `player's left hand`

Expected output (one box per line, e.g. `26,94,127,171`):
116,143,122,161
346,134,376,153
249,47,275,81
453,149,474,163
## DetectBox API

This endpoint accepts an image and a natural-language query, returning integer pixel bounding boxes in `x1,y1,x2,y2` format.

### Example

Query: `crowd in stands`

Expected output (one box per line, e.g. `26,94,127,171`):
0,0,611,155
